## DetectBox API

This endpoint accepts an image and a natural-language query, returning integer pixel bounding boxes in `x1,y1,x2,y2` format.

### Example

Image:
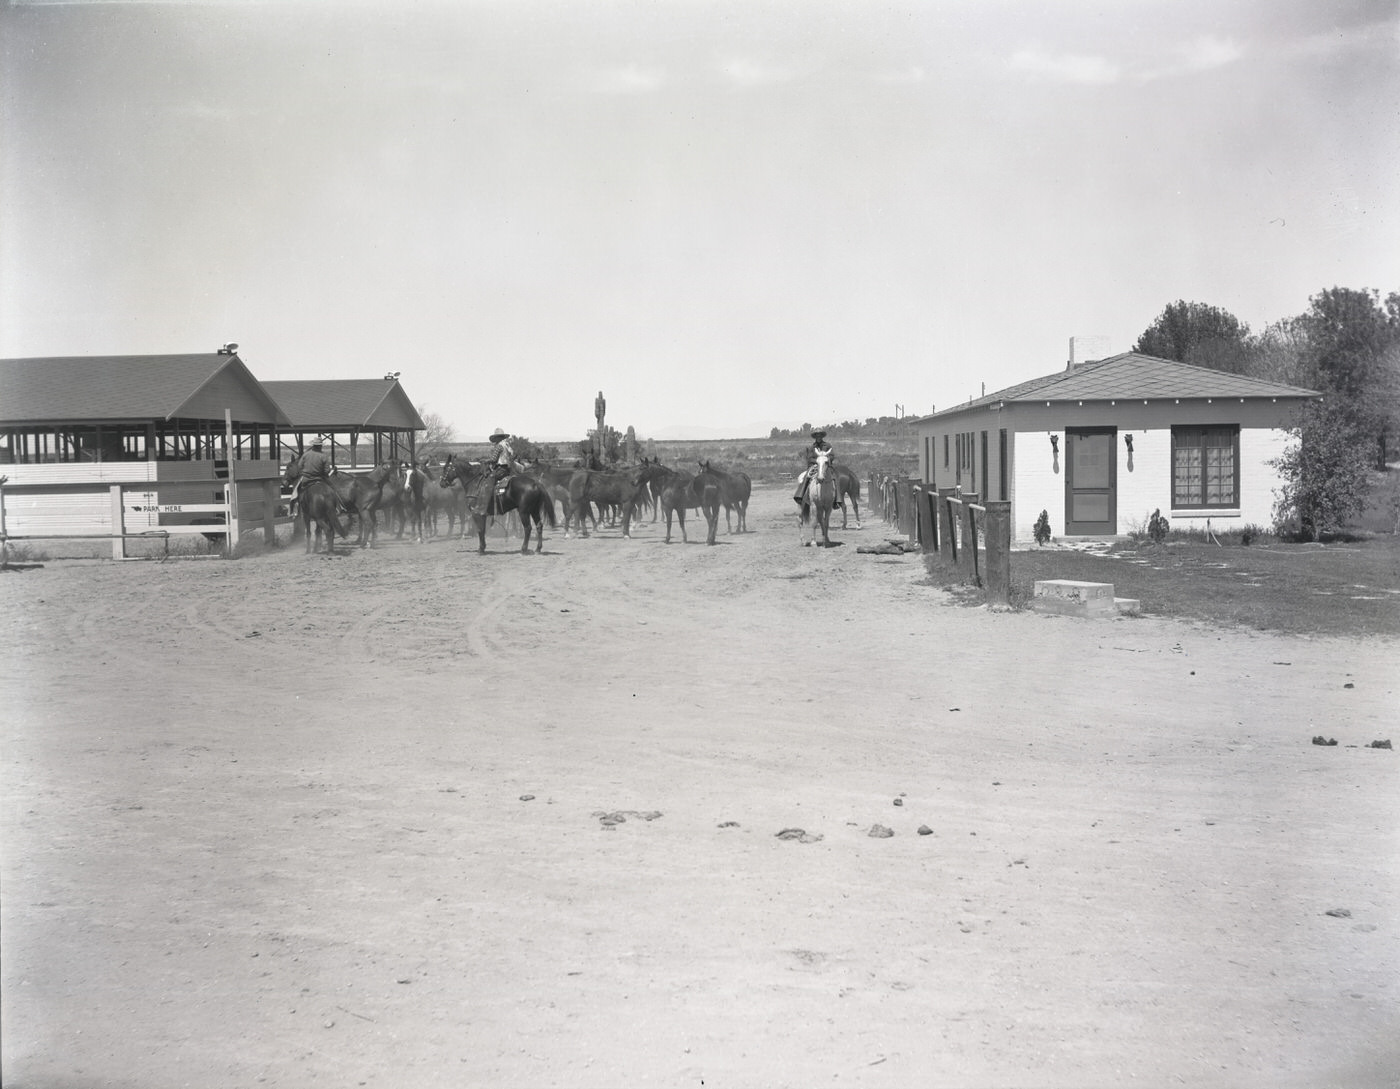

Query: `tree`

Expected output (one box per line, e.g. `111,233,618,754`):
1134,301,1251,373
1297,287,1400,467
415,404,456,449
1271,400,1373,540
511,436,558,463
1244,317,1320,390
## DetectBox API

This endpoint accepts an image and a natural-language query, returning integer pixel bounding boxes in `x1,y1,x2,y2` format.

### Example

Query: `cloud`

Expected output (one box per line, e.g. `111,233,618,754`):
1006,46,1121,85
719,57,799,87
1174,34,1244,73
1288,16,1400,60
590,64,666,95
1006,34,1245,86
870,65,926,85
1133,35,1244,82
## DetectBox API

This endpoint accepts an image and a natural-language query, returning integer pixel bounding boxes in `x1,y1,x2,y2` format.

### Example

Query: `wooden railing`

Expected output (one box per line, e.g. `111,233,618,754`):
867,472,1012,605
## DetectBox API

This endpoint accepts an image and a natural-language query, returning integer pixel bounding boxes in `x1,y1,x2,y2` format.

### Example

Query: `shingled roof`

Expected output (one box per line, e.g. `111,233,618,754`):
0,354,289,426
923,352,1321,421
262,379,426,431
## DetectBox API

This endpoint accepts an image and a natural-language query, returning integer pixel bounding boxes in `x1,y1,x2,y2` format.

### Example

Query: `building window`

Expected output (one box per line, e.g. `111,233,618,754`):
943,433,949,469
1172,426,1239,508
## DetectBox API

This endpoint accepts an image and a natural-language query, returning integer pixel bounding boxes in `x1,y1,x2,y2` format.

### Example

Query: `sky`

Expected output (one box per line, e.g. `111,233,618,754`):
2,0,1397,441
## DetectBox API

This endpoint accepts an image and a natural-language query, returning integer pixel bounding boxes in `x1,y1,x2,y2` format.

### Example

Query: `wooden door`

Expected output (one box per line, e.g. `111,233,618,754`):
1064,428,1116,535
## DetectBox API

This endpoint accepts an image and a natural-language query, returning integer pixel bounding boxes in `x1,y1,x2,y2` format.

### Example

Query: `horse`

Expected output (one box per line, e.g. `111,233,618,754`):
634,458,676,525
656,463,722,545
285,454,399,548
439,455,556,554
424,470,470,538
834,465,863,529
799,448,838,547
567,466,649,538
295,480,347,555
698,459,751,534
389,459,428,543
526,462,589,538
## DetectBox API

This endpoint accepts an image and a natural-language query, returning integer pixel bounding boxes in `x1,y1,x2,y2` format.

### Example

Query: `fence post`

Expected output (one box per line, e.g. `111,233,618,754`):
957,493,980,580
919,487,939,553
262,480,278,546
938,489,958,560
983,500,1011,605
896,479,914,538
226,481,241,552
110,484,126,560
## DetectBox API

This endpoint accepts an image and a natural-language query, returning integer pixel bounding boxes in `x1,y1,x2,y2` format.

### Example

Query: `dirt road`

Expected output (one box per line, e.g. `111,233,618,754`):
2,486,1396,1088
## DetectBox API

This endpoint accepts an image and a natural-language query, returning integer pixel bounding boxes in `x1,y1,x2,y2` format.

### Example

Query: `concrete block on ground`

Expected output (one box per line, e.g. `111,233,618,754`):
1114,597,1142,616
1031,579,1118,618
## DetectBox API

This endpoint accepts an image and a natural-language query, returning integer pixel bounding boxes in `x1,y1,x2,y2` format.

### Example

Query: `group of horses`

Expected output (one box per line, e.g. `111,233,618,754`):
281,449,861,555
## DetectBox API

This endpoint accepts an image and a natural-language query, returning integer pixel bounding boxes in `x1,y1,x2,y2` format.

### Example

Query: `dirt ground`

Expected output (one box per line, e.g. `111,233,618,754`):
2,486,1396,1089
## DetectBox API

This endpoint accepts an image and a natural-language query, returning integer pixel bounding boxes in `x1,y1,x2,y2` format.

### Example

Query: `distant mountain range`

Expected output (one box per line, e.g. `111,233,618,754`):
647,422,786,440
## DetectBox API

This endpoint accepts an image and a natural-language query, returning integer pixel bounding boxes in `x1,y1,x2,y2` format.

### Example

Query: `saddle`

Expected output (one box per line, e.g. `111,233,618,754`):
478,474,511,516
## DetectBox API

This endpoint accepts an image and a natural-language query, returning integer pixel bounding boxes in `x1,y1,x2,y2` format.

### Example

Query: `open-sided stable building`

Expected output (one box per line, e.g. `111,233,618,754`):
0,350,291,555
912,348,1321,542
262,378,425,467
0,352,428,557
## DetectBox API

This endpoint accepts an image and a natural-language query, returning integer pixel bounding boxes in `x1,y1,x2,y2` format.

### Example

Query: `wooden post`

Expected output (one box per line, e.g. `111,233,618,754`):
982,501,1012,605
224,410,240,552
957,492,980,581
917,487,939,553
226,481,240,551
110,484,126,560
262,479,278,546
938,488,958,561
896,478,914,538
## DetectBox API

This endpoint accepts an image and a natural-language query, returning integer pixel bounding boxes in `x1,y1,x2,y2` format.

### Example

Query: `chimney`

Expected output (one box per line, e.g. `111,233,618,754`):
1067,335,1111,371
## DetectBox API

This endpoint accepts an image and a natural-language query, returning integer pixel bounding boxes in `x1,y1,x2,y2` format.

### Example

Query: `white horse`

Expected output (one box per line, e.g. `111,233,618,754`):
798,448,838,547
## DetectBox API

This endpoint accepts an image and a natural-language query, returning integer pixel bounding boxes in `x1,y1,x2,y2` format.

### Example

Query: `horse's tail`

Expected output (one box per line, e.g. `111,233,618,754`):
539,491,557,528
848,473,861,501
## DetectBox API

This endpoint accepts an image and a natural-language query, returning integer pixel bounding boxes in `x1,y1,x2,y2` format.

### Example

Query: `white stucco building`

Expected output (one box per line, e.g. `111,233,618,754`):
911,350,1321,542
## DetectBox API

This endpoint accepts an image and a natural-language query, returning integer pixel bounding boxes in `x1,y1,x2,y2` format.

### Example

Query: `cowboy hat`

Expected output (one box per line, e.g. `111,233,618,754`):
489,428,509,441
810,428,827,439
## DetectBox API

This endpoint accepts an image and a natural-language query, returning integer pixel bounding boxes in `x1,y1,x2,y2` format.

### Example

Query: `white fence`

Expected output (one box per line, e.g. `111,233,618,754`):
0,464,290,561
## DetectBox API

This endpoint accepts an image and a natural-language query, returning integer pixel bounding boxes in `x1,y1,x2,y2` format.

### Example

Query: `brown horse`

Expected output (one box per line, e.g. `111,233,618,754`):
439,455,556,554
655,463,722,545
567,466,649,538
835,465,862,529
424,468,470,538
697,459,751,534
294,480,347,555
525,461,588,538
284,454,399,548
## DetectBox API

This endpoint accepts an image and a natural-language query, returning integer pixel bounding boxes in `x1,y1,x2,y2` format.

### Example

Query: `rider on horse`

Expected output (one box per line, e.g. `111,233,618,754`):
486,428,519,514
292,438,346,514
793,428,834,507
